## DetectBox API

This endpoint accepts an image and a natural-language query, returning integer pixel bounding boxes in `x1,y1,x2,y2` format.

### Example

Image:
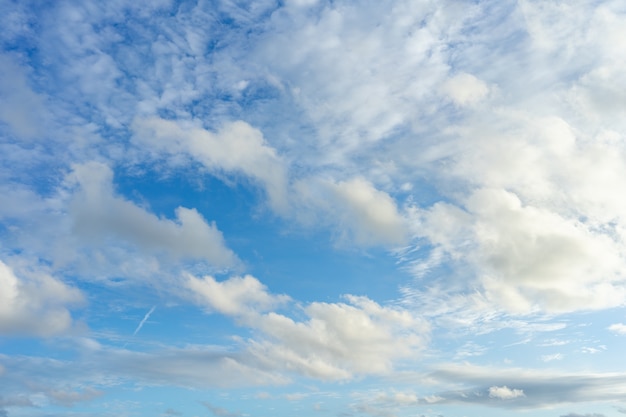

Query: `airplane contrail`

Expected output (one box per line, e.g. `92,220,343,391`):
133,305,156,336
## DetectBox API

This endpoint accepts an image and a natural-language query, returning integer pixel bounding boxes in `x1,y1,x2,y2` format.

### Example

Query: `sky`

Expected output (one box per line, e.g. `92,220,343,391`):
1,0,626,416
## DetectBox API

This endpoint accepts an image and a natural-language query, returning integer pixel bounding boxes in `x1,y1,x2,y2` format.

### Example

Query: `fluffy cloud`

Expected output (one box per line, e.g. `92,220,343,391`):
188,274,428,380
69,161,238,268
488,385,525,400
328,177,408,246
416,187,626,313
441,73,489,107
0,260,83,337
296,176,408,246
132,117,288,212
187,274,290,316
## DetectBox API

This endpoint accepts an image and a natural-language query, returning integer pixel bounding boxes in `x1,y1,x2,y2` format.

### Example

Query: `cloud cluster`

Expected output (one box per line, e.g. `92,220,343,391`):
188,274,428,380
415,187,626,313
69,161,238,268
2,0,626,414
132,117,289,212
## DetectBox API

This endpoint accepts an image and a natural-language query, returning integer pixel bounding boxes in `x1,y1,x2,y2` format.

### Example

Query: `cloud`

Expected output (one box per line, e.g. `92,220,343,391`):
0,344,288,401
326,177,408,246
255,0,451,156
187,274,290,316
414,186,626,314
202,402,241,417
560,414,606,417
488,386,525,400
46,387,103,407
374,391,419,406
441,73,489,107
0,260,83,337
188,274,428,380
132,117,288,212
0,54,47,139
69,161,238,268
133,306,156,336
426,362,626,408
295,176,408,246
541,353,564,362
608,323,626,335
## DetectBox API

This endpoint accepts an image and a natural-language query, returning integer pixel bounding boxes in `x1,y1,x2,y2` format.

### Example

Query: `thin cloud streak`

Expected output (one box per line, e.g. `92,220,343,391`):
133,306,156,336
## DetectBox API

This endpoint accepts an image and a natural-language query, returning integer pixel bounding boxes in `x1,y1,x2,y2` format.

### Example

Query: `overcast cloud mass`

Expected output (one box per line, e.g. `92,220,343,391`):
1,1,626,416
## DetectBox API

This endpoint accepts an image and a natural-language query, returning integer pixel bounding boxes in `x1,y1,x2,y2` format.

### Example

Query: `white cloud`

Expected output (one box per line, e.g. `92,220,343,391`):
415,187,626,314
608,323,626,335
441,73,489,107
295,176,408,247
132,117,288,212
488,385,525,400
328,177,408,246
188,274,428,380
392,1,626,319
255,0,451,157
69,161,238,268
0,260,83,337
187,274,290,316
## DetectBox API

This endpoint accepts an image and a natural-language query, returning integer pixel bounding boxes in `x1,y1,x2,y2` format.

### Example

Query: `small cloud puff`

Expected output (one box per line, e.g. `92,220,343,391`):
608,323,626,335
488,385,525,400
441,72,489,107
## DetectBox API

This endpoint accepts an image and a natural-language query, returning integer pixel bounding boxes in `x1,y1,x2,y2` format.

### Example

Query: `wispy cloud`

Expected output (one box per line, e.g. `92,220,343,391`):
133,306,156,336
608,323,626,335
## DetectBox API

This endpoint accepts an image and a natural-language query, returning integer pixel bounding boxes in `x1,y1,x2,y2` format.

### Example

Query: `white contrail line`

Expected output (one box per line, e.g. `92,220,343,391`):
133,305,156,336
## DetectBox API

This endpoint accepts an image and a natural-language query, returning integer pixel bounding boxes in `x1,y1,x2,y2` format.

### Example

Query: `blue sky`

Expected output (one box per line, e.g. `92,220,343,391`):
2,0,626,416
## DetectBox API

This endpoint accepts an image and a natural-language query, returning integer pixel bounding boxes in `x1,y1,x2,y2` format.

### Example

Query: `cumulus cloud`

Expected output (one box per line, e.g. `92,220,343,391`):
132,117,288,212
389,1,626,318
327,177,408,246
69,161,238,268
187,274,290,316
188,274,428,380
0,260,83,337
488,385,525,400
415,187,626,313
